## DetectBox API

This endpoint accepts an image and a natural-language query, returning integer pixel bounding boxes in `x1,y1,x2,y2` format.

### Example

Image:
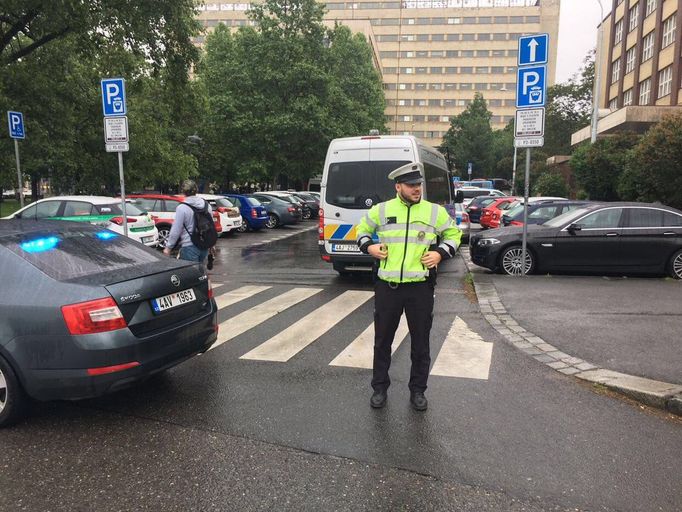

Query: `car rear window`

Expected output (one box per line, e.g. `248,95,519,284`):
326,160,410,209
246,197,261,206
213,198,234,208
1,228,163,281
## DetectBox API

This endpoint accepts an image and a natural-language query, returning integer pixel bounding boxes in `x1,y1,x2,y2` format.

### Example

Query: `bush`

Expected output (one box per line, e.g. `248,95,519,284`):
533,172,569,197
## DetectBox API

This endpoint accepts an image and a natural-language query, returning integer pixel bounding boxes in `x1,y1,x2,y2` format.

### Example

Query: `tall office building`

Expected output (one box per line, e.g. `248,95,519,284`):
196,0,561,147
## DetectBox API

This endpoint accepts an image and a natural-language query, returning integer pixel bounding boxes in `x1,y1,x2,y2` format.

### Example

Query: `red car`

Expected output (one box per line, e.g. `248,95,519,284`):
126,194,222,247
479,197,518,229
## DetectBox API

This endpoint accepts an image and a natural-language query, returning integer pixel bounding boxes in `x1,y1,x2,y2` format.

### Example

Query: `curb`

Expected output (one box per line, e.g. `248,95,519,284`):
460,247,682,417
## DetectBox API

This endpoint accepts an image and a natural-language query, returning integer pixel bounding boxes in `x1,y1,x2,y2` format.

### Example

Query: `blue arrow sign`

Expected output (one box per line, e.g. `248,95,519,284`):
101,78,127,117
7,111,25,139
516,65,547,108
518,33,549,66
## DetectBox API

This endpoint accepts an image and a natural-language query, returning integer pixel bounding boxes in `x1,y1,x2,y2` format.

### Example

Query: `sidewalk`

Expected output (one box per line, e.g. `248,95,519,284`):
460,247,682,417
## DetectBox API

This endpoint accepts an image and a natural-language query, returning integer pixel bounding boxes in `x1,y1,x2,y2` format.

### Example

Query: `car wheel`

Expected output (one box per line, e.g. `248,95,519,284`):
498,245,535,276
265,214,279,229
237,222,248,233
302,208,311,220
157,225,171,248
668,249,682,279
0,354,27,428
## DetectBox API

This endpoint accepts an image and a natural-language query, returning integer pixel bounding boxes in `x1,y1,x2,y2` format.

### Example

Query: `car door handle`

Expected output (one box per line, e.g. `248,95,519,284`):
663,232,676,236
605,233,619,237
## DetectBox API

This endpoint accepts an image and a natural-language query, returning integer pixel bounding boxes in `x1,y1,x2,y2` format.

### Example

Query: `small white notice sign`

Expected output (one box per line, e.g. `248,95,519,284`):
104,116,129,143
515,108,545,138
514,137,544,148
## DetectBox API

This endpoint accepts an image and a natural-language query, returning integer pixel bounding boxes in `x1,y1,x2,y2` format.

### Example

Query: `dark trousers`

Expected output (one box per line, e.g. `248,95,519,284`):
372,280,434,394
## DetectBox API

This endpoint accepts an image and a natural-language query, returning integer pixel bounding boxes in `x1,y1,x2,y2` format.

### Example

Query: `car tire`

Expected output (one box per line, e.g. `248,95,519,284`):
157,225,172,248
668,249,682,279
498,245,535,276
237,222,248,233
265,214,280,229
0,354,27,428
302,208,311,220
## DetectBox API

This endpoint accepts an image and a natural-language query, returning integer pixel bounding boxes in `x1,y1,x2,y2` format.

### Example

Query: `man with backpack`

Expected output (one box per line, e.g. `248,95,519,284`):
163,180,218,263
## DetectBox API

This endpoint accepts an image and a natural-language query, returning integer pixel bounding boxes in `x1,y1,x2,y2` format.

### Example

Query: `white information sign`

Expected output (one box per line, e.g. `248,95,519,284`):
514,137,544,148
104,116,129,143
106,142,129,152
515,108,545,138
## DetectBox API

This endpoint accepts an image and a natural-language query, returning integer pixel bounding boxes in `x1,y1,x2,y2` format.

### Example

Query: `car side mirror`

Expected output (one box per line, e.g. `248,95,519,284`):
567,223,582,234
453,190,464,204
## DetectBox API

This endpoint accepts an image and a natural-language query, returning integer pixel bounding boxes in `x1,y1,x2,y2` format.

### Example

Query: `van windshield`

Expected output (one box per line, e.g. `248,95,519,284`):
326,160,410,209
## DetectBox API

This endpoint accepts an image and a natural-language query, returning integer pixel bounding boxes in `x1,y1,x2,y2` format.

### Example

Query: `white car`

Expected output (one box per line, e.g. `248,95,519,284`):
458,187,507,206
197,193,242,235
4,196,159,247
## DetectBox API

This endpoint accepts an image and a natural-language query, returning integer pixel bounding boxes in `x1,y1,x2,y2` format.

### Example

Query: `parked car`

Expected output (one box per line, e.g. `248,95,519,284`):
459,187,507,206
4,196,159,247
469,202,682,278
453,202,470,242
249,193,301,228
126,194,222,248
479,197,519,229
465,196,502,224
502,199,586,227
259,191,306,219
197,193,243,235
0,219,218,426
223,193,269,232
292,191,320,219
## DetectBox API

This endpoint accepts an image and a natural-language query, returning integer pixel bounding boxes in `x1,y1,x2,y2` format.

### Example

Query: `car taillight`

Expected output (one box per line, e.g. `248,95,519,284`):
511,220,524,226
62,297,127,335
288,207,296,212
208,279,214,299
251,209,257,218
217,207,228,213
319,209,324,240
151,215,159,221
87,362,140,376
110,217,137,225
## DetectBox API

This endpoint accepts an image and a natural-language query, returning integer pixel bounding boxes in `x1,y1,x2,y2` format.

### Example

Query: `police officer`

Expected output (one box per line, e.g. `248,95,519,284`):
356,162,462,411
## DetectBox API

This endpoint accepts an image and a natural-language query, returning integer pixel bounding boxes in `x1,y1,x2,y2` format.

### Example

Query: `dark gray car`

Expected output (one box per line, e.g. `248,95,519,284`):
0,220,217,426
249,193,301,228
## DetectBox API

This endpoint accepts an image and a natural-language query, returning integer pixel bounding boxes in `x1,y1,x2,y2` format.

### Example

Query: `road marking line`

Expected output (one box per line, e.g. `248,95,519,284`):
209,287,323,351
215,285,271,310
430,316,492,380
329,315,409,369
241,290,373,362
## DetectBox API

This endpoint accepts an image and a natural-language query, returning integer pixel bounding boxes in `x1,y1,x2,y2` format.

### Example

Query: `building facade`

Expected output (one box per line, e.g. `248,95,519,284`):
196,0,560,147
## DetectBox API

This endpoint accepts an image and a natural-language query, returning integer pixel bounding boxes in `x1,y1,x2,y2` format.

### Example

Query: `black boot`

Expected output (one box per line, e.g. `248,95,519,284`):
410,392,428,411
370,390,387,409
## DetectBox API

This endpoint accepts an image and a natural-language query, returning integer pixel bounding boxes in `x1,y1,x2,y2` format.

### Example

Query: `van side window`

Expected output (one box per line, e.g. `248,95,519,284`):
423,162,451,205
326,160,409,209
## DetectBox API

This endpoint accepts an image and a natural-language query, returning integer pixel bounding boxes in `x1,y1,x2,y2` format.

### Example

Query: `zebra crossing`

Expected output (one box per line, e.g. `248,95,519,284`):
207,283,493,380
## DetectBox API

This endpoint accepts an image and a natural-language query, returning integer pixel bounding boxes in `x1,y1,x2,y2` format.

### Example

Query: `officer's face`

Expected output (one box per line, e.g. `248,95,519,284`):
396,182,422,204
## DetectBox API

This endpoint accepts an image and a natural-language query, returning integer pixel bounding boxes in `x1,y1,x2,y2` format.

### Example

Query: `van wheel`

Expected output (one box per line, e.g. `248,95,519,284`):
0,354,27,428
668,249,682,279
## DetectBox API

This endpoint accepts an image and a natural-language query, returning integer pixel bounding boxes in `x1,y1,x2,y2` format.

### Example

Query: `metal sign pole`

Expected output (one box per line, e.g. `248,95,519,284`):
521,148,531,276
14,139,23,208
118,151,128,237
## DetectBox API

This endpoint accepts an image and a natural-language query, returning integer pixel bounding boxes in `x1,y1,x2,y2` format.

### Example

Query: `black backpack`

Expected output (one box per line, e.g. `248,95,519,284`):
182,202,218,250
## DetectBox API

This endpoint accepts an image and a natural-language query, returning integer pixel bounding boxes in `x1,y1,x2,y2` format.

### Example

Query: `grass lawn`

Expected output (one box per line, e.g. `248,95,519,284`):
0,199,30,217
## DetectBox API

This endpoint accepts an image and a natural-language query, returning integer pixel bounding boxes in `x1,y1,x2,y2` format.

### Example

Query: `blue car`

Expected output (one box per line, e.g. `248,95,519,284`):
223,194,269,232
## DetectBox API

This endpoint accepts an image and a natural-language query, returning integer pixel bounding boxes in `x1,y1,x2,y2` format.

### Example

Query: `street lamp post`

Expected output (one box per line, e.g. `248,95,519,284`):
591,0,605,143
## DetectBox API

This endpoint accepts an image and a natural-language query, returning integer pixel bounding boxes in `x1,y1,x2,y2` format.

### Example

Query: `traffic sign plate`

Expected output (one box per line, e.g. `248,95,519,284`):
106,142,129,152
516,65,547,108
7,111,25,139
101,78,127,117
104,116,129,143
515,108,545,138
514,137,544,148
518,34,549,66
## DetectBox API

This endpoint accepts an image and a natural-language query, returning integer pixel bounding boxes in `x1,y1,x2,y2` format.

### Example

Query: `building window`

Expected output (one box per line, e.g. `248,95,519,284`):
475,83,488,90
614,19,624,43
460,66,473,73
417,34,428,41
429,99,441,106
625,47,637,74
645,0,656,17
658,66,672,97
476,50,490,57
623,88,633,106
447,34,460,41
475,66,488,74
462,33,475,41
612,59,621,83
609,97,618,110
639,78,651,104
662,14,676,48
448,17,461,24
431,50,445,57
432,34,444,41
429,67,442,74
492,33,507,41
628,4,639,32
461,50,475,57
642,31,655,61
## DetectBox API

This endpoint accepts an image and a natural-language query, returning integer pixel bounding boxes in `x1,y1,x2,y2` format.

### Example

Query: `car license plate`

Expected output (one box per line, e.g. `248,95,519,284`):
151,289,196,313
141,236,154,243
332,243,360,252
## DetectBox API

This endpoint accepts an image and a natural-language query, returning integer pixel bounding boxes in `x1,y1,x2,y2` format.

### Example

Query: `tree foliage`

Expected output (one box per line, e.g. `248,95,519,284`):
533,171,569,197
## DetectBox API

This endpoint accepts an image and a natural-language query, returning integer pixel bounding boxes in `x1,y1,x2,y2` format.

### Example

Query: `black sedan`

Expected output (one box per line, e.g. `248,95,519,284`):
0,220,218,426
470,202,682,278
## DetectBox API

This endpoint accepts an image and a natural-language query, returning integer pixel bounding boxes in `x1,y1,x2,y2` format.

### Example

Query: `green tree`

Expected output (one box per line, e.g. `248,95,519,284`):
533,171,569,197
441,93,494,178
619,112,682,209
570,132,640,201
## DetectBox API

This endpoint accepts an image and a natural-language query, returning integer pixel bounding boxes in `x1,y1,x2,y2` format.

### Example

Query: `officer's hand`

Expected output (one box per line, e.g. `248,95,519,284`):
368,243,388,260
421,251,442,268
163,247,172,256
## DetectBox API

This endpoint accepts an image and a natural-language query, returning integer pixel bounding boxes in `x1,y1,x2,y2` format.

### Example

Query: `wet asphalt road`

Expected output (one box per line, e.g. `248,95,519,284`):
2,223,681,512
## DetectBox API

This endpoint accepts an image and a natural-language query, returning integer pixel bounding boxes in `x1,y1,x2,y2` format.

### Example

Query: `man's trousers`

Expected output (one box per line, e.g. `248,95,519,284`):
371,279,434,393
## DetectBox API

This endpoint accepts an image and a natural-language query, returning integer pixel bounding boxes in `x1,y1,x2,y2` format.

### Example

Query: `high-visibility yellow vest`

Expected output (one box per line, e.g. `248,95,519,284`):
356,195,462,283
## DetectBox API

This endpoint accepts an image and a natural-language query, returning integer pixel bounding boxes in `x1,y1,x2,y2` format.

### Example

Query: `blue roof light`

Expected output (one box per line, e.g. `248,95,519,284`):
95,231,118,240
20,236,60,253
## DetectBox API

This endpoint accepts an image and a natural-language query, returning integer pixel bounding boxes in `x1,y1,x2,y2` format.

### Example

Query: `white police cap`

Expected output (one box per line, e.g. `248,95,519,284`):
388,162,424,184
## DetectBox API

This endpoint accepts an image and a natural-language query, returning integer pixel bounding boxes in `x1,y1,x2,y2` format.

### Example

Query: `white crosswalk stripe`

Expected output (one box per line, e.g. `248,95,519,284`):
329,315,409,369
430,316,493,380
209,287,323,351
215,285,271,310
241,290,373,362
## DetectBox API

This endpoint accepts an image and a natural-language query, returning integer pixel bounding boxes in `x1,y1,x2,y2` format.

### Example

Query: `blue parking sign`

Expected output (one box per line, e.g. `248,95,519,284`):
518,34,548,66
101,78,127,117
7,111,25,139
516,66,547,108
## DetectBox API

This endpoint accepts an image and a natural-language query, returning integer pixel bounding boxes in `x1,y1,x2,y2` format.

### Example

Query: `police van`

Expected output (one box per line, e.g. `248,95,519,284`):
318,134,456,275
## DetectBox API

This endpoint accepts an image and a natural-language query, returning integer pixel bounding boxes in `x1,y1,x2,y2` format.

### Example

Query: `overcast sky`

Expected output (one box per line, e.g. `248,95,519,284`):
556,0,612,83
